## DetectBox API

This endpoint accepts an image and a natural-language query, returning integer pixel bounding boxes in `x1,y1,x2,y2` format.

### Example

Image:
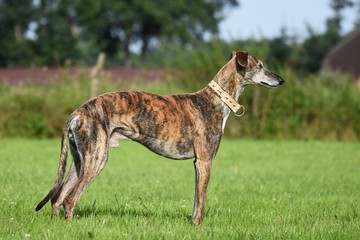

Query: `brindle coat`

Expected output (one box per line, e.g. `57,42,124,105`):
35,51,284,225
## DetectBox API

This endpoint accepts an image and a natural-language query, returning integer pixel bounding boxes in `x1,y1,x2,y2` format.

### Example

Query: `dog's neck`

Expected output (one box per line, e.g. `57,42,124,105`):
211,58,245,101
209,58,245,111
197,57,246,118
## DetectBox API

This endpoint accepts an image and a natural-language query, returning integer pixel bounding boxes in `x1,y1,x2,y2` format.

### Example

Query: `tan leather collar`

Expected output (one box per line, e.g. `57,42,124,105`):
208,80,245,117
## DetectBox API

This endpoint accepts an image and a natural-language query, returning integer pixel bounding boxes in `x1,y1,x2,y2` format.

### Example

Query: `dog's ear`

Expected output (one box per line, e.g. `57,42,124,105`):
235,51,249,68
229,51,237,60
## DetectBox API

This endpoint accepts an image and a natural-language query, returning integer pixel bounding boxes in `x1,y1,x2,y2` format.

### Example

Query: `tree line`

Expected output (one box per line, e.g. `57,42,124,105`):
0,0,359,75
0,0,237,67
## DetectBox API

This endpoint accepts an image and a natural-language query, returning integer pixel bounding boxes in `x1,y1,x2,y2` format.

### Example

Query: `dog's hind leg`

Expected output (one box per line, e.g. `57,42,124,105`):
63,136,109,220
51,140,82,217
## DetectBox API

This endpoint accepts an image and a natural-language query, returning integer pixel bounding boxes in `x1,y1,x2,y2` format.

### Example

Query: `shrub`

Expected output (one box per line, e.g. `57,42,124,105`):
0,72,182,138
0,56,359,140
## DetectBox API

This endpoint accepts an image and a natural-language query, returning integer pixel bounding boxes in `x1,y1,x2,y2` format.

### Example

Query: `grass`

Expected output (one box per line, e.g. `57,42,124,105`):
0,138,359,239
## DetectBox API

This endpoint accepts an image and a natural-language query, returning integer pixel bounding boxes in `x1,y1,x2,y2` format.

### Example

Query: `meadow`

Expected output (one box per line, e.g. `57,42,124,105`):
0,138,359,239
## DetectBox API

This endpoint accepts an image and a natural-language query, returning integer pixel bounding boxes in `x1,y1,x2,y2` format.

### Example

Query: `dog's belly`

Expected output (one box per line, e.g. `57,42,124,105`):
136,136,195,160
110,128,195,160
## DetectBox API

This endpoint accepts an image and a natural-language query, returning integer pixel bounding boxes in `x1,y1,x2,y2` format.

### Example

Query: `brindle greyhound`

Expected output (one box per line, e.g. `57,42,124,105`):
35,51,284,225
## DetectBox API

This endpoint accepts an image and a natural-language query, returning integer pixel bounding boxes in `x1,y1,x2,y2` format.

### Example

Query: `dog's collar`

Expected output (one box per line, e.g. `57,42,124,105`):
208,80,245,117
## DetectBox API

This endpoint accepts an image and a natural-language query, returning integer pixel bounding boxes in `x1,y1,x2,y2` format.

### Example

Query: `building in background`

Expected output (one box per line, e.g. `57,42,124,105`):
323,31,360,87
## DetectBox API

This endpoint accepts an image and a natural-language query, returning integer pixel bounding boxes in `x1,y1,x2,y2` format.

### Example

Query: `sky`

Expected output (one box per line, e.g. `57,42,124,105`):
219,0,359,41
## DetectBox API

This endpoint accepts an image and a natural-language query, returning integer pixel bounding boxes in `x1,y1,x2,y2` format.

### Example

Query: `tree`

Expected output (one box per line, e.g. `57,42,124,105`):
0,0,238,67
294,0,355,74
73,0,238,66
0,0,36,66
0,0,80,66
267,27,292,69
30,0,80,66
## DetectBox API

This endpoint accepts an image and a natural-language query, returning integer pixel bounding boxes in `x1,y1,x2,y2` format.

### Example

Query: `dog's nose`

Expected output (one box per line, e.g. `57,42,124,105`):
278,77,285,85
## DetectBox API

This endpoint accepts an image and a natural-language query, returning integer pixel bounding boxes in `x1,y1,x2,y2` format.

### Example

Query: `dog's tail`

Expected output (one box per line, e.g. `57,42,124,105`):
35,120,71,212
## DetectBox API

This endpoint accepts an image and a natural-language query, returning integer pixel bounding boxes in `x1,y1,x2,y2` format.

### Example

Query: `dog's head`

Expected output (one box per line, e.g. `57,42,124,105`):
232,51,284,88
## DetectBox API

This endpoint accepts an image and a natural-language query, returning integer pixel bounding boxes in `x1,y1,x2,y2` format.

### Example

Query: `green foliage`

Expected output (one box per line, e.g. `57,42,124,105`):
0,74,90,137
1,38,359,140
0,72,184,138
1,139,359,239
1,61,360,140
0,0,36,66
0,0,238,67
250,69,360,140
1,0,357,72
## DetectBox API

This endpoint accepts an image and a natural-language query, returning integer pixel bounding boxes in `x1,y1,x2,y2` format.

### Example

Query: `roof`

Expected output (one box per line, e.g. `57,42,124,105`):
323,31,360,78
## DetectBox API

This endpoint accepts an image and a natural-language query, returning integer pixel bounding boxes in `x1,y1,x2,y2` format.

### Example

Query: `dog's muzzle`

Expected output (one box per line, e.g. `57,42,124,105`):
260,75,284,88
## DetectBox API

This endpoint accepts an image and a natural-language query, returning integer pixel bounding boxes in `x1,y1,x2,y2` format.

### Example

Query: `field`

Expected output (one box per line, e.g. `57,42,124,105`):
0,138,359,239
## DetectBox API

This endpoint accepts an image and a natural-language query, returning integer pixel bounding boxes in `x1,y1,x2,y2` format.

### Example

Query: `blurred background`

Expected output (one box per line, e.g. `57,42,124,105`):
0,0,359,140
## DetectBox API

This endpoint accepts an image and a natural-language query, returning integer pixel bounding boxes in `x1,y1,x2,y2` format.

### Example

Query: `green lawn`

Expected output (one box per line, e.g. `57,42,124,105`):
0,138,359,239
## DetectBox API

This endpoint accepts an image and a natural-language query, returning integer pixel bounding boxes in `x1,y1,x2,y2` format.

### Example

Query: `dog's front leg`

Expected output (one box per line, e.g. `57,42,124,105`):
192,158,212,225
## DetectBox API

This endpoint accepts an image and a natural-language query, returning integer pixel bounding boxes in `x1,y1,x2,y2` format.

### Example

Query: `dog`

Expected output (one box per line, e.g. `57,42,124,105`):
35,51,284,225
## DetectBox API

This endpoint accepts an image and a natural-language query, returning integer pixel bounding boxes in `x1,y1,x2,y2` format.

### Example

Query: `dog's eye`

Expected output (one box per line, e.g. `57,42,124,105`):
259,64,263,69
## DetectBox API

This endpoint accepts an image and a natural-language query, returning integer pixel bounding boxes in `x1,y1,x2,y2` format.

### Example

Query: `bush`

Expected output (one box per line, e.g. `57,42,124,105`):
0,53,359,140
0,72,183,138
0,74,94,138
